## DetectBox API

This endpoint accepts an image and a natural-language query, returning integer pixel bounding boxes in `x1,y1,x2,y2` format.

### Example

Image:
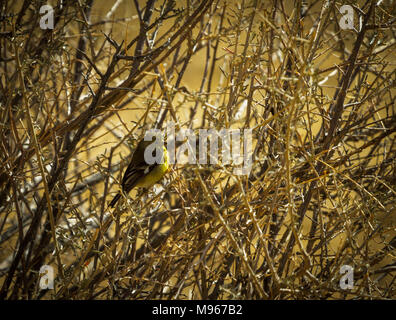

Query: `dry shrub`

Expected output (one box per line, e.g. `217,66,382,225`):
0,0,395,299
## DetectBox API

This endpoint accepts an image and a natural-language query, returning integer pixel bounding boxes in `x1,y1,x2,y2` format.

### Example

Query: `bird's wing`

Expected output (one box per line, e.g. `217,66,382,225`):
121,164,157,192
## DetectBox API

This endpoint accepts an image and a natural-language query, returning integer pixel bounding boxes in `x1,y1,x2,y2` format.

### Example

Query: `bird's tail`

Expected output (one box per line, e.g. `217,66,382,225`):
109,193,121,208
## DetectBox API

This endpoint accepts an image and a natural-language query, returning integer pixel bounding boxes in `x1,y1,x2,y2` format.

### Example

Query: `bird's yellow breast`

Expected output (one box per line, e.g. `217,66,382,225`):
135,146,169,188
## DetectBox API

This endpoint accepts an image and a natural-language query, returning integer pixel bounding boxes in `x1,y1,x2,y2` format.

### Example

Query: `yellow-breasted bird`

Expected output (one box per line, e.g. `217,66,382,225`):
109,138,169,208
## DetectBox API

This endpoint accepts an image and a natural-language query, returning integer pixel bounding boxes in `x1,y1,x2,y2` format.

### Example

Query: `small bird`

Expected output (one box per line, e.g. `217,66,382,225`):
109,138,169,208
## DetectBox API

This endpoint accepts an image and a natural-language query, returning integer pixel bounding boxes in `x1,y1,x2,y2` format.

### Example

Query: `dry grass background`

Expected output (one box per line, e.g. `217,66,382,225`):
0,0,395,299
